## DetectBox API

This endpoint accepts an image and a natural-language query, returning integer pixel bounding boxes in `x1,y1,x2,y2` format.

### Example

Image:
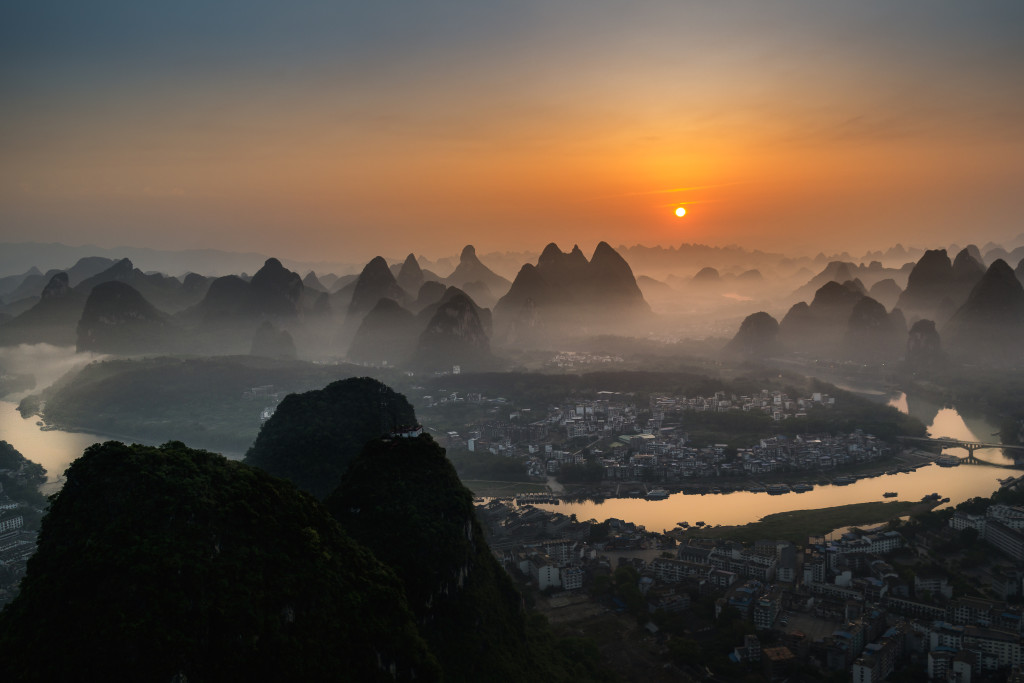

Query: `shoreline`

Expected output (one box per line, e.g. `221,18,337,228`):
28,415,247,460
552,448,958,502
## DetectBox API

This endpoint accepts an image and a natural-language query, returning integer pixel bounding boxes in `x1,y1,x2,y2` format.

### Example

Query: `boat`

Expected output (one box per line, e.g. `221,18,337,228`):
767,484,791,495
646,488,670,500
883,491,898,498
791,483,813,493
833,476,854,486
748,484,767,493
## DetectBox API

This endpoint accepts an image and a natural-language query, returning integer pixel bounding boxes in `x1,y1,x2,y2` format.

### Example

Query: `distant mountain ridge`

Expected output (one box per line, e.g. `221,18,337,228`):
494,241,650,344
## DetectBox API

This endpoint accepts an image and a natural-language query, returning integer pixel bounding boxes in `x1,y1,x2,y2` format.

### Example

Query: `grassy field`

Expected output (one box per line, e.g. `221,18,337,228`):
461,479,550,497
684,500,927,544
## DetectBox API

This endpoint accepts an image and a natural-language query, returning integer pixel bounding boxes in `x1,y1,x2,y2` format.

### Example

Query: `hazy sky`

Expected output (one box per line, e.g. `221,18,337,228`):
3,1,1023,263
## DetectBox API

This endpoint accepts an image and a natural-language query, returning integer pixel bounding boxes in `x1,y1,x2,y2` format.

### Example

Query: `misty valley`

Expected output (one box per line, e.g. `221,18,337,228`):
2,238,1024,681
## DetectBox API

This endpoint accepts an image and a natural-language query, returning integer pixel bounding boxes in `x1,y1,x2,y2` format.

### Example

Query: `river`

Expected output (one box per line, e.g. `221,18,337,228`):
532,392,1018,531
0,400,112,495
0,383,1016,528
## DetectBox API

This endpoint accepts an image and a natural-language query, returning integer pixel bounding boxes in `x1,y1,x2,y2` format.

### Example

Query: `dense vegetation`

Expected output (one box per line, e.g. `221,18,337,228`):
22,355,375,453
898,367,1024,445
445,448,534,482
0,440,47,507
420,371,925,444
0,379,611,681
245,377,416,498
326,435,606,681
687,501,923,544
0,441,438,682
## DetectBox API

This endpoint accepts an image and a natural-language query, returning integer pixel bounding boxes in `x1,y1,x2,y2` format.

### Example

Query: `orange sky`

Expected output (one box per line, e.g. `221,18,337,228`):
3,2,1023,263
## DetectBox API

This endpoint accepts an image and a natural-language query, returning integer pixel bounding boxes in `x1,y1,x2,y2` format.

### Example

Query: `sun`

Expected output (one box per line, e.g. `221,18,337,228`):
674,207,687,217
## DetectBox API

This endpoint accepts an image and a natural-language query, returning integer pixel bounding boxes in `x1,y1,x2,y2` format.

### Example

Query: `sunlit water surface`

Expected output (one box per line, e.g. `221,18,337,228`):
0,400,110,495
533,392,1015,530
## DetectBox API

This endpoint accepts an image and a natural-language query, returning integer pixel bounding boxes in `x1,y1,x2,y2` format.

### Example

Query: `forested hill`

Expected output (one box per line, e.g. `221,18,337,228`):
0,440,47,507
244,376,416,499
326,435,606,681
0,441,439,681
0,386,609,681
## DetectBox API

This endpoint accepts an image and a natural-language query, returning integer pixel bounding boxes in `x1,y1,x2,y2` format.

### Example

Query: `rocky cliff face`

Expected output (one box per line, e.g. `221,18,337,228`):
842,296,903,362
0,272,86,346
723,312,781,359
325,434,550,681
347,298,419,365
895,249,957,323
188,258,305,324
250,320,297,359
248,258,304,317
76,281,172,354
244,377,417,499
414,290,493,371
906,319,944,369
346,256,407,323
778,280,865,353
943,259,1024,365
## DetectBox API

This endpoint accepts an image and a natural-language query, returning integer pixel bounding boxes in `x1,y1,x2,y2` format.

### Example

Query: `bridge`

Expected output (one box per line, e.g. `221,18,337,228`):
899,436,1024,467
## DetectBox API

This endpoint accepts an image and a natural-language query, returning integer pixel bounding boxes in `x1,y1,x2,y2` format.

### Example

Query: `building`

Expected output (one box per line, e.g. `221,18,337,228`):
560,566,583,591
529,555,561,591
963,625,1023,670
753,595,781,630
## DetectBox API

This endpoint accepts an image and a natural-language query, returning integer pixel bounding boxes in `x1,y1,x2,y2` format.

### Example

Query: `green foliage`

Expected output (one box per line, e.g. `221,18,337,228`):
446,448,532,482
688,501,922,544
27,355,373,453
326,434,595,681
0,440,47,507
609,566,646,617
557,461,606,484
245,376,416,498
589,520,611,542
0,440,439,682
959,526,980,547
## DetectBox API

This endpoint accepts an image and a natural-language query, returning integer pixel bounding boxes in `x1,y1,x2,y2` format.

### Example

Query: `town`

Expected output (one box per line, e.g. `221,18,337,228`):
479,478,1024,682
425,385,910,492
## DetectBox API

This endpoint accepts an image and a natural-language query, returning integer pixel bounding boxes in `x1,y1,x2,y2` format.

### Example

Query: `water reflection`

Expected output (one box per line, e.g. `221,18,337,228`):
534,393,1016,530
888,392,1013,466
537,467,1005,532
0,401,109,495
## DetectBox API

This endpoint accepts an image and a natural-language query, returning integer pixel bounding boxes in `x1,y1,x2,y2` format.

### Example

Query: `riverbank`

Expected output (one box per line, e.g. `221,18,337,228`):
27,413,246,460
555,448,950,502
678,500,934,544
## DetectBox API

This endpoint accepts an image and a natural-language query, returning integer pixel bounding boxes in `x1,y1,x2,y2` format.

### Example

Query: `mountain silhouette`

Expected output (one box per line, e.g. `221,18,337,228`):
723,312,781,359
76,281,173,354
347,298,420,365
444,245,511,304
494,242,649,343
414,289,493,371
244,377,416,499
943,259,1024,364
